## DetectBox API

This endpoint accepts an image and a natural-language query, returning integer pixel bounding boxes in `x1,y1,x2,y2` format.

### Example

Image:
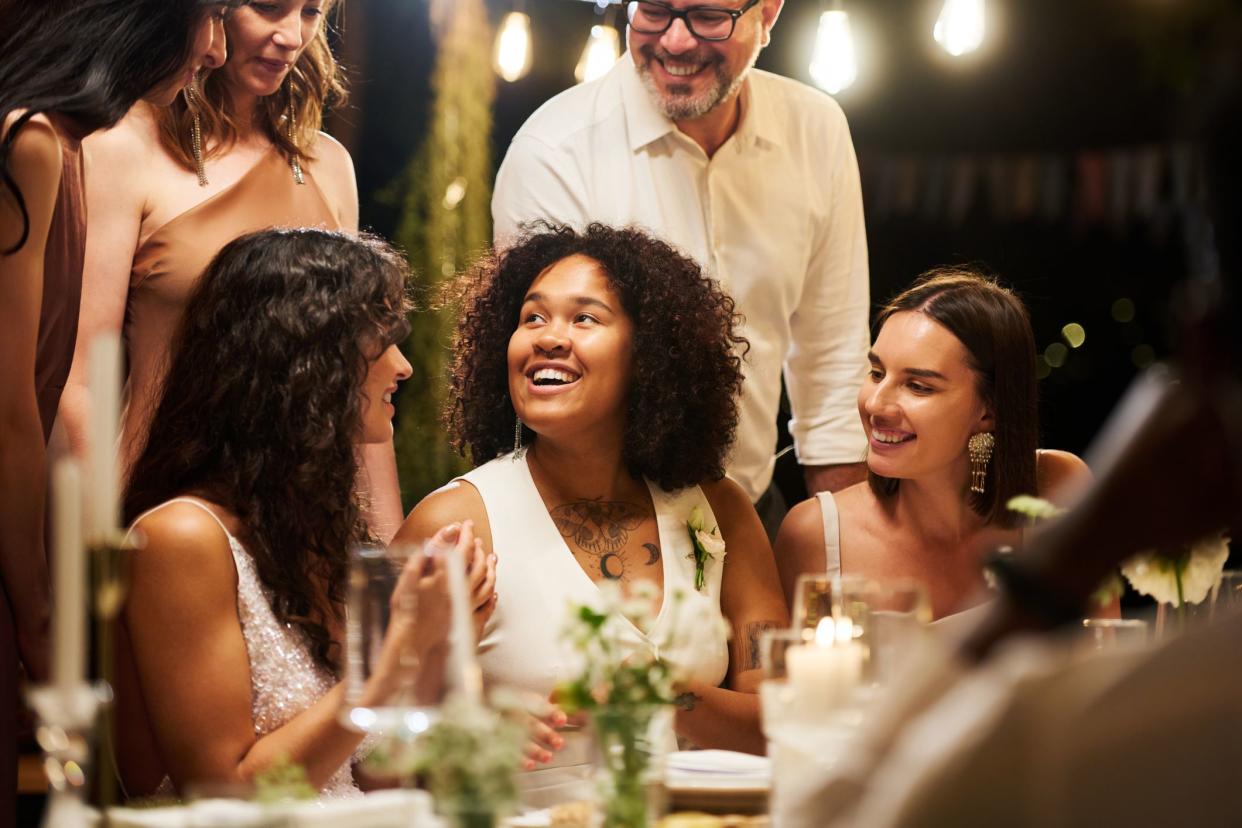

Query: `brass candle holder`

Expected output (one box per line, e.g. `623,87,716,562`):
89,529,140,814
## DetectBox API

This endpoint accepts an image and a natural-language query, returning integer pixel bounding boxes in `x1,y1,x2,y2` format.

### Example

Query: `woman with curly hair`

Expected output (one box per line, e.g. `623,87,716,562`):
775,269,1094,621
116,229,491,797
396,223,789,805
61,0,406,539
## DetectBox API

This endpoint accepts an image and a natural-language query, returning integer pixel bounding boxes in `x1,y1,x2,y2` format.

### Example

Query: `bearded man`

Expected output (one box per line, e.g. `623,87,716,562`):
492,0,869,536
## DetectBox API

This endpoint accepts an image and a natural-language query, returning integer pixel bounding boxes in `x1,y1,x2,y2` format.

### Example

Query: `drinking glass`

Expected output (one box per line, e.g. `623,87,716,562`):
1208,570,1242,620
341,542,450,778
1080,618,1149,652
791,573,834,632
836,576,931,688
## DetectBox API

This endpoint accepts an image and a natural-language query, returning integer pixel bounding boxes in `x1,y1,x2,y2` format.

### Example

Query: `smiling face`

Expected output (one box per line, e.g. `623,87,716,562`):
628,0,778,122
144,5,229,106
360,342,413,444
859,311,994,483
507,254,635,445
220,0,326,99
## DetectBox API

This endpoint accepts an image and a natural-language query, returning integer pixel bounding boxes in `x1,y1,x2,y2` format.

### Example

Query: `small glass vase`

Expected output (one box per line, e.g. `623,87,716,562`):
440,799,499,828
591,706,668,828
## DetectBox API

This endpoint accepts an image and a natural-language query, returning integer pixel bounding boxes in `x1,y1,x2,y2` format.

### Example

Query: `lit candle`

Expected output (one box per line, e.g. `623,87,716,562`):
51,459,85,692
786,617,863,711
443,545,482,702
87,333,122,539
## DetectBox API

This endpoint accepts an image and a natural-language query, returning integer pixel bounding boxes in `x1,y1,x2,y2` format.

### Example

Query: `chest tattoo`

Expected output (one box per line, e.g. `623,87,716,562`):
551,499,661,581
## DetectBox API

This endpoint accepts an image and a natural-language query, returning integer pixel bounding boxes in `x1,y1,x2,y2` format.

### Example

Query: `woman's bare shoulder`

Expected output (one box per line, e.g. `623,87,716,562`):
396,479,488,547
3,112,62,179
1036,449,1091,503
84,103,161,164
699,475,752,516
130,501,237,583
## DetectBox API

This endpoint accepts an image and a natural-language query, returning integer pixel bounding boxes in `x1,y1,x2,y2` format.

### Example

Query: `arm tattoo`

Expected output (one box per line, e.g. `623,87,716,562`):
673,691,700,712
742,621,782,671
643,543,661,566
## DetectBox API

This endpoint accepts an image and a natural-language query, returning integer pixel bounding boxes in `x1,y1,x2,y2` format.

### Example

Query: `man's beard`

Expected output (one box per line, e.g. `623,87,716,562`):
635,34,763,122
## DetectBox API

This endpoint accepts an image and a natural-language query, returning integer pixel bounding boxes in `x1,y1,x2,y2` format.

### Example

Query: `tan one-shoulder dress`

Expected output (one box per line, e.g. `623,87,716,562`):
121,148,341,473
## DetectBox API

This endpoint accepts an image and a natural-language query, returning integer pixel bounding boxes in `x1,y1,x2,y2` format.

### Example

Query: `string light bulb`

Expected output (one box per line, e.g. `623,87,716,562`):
808,5,857,94
575,23,620,84
493,10,533,82
934,0,985,57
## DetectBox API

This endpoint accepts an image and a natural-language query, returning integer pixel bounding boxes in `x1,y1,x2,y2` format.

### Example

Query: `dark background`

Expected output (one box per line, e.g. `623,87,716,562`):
332,0,1215,473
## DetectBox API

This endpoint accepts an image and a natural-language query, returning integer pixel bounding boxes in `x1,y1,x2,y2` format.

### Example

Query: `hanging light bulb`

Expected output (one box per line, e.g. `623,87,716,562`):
575,24,620,84
934,0,985,57
808,6,857,94
493,10,533,82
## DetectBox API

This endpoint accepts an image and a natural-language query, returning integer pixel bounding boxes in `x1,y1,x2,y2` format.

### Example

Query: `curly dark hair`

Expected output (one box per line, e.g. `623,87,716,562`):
446,223,747,491
124,228,413,673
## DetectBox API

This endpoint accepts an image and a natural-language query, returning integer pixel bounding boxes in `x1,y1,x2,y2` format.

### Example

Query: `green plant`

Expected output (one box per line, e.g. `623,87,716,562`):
412,695,525,825
391,0,495,507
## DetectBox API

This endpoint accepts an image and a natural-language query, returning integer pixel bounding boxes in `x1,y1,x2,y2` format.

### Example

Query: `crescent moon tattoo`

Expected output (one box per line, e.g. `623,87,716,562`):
600,553,624,580
643,543,661,566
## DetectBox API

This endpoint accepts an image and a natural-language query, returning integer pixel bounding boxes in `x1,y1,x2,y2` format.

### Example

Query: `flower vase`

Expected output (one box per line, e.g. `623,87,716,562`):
591,706,667,828
440,801,498,828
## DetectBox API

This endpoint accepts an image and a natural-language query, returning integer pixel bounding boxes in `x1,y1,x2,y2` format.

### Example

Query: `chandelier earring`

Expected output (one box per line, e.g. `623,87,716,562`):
285,77,305,185
968,432,995,495
184,77,208,187
513,416,526,459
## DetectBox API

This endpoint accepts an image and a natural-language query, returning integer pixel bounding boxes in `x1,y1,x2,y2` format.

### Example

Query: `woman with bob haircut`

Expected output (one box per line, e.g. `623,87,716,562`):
61,0,405,539
396,223,789,805
775,268,1094,620
0,0,229,810
116,228,495,797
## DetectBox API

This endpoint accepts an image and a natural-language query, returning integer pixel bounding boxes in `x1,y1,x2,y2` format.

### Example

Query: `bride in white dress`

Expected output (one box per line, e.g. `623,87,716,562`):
397,224,790,805
115,229,494,798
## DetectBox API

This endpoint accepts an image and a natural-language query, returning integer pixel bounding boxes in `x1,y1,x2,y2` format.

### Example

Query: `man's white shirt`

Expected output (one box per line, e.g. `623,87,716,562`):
493,55,870,501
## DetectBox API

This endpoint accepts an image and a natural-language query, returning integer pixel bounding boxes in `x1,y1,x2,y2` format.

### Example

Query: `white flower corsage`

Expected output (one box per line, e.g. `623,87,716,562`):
686,506,726,592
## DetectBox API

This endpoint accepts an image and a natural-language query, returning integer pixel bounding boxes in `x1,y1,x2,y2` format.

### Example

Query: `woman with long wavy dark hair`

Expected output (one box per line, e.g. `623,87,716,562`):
0,0,229,814
60,0,408,542
116,228,493,797
396,223,789,806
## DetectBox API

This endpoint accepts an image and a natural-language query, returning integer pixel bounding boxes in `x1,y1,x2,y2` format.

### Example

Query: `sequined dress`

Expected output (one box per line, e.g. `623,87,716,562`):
130,498,363,797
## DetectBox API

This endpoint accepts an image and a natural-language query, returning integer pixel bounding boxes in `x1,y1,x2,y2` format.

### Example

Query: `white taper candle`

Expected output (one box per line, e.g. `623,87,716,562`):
51,459,85,692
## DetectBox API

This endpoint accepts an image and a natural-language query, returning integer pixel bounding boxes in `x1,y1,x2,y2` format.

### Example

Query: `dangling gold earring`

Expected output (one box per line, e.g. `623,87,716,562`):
968,432,995,494
185,78,208,187
285,78,305,185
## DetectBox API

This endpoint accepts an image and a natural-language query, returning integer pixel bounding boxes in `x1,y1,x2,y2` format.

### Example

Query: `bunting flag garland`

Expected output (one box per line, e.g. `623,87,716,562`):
860,143,1205,236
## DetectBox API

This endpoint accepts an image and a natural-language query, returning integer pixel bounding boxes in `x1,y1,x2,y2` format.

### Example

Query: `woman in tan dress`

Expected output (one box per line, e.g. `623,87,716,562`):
61,0,406,540
1,0,229,817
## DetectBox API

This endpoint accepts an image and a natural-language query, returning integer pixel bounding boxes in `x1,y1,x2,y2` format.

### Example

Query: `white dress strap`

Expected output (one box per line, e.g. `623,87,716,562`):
814,490,843,579
126,496,235,545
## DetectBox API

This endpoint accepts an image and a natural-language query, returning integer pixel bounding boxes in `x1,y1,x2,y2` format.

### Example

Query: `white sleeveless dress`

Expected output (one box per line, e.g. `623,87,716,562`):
128,497,363,798
815,491,993,631
458,453,731,807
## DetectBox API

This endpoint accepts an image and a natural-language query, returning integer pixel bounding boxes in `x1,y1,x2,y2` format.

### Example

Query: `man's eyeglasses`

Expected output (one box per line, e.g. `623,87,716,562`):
625,0,761,43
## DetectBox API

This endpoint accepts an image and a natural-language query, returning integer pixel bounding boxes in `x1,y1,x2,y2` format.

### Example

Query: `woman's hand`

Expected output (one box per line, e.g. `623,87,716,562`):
521,699,569,770
466,536,498,638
